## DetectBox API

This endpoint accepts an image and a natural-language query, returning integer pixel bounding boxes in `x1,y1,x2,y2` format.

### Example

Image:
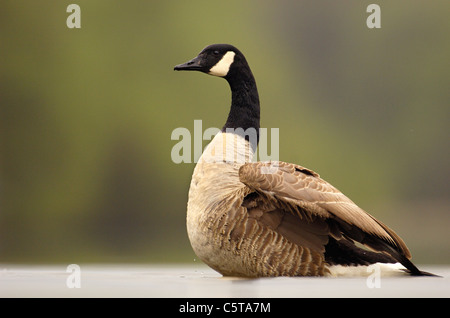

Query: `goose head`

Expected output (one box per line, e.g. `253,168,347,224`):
174,44,247,78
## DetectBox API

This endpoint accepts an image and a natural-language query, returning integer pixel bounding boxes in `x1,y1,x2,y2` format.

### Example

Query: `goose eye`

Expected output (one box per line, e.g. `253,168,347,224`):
213,50,219,55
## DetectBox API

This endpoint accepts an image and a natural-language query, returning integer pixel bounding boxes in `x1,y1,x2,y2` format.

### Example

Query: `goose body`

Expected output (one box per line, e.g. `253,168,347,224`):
174,44,432,277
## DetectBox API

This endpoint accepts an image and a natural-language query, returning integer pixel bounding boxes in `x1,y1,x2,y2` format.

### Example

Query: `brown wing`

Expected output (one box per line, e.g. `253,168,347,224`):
239,161,413,267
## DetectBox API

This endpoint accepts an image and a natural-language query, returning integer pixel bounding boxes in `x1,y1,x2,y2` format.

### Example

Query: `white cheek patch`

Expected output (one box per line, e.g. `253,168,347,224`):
209,51,235,77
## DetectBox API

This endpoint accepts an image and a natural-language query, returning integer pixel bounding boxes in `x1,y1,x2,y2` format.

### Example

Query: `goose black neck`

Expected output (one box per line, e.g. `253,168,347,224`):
222,64,260,145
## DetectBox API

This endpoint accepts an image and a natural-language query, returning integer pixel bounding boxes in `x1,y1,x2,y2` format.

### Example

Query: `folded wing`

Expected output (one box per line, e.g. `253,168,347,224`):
239,161,425,274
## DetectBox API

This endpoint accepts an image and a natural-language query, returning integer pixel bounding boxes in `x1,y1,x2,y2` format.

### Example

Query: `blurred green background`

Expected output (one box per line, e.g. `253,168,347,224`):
1,1,449,265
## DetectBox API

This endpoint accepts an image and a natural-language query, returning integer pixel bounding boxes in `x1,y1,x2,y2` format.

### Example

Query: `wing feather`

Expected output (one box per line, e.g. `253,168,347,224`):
239,161,411,259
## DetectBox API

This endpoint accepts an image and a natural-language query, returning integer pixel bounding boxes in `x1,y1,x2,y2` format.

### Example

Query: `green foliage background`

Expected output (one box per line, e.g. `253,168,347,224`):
1,1,449,264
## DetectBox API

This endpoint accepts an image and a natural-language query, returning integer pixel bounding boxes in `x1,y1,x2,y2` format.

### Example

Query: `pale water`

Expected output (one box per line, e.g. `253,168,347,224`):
1,264,448,297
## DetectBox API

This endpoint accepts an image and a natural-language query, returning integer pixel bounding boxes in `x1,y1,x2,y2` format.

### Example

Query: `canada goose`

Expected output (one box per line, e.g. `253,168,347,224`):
174,44,432,277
